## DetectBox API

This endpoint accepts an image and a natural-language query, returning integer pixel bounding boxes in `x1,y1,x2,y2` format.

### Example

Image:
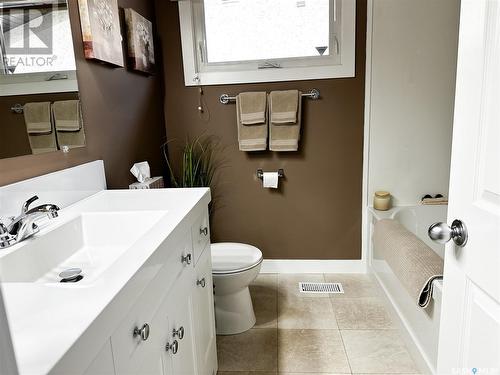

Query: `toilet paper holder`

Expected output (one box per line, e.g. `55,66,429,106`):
257,169,285,180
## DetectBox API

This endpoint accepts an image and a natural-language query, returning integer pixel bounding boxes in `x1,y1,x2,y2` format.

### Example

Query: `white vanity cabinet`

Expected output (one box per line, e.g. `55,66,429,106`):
80,208,217,375
109,228,193,375
0,165,216,375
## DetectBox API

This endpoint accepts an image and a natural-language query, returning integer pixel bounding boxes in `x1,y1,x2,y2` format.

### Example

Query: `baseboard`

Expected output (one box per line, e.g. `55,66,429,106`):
260,259,367,274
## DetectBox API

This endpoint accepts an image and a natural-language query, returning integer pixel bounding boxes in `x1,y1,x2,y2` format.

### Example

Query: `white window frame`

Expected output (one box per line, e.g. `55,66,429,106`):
178,0,356,86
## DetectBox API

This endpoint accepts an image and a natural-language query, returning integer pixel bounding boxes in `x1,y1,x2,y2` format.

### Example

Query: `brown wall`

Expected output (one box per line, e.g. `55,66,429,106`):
0,0,166,188
0,92,78,159
156,1,367,259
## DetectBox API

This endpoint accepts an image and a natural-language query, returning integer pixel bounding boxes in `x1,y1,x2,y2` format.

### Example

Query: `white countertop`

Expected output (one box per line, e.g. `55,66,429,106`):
0,188,211,375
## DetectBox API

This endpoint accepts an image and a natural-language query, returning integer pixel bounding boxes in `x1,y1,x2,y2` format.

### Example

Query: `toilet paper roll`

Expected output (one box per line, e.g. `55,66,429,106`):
263,172,279,189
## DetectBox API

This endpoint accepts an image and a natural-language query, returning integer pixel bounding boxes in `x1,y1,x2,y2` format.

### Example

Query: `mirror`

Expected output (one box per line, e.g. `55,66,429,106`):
0,0,85,159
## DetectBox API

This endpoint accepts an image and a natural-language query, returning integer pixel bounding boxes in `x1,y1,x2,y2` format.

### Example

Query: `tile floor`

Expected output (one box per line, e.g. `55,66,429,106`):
217,273,421,375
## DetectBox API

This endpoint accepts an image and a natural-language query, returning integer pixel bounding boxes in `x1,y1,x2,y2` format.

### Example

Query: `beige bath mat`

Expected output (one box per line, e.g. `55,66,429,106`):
373,219,444,308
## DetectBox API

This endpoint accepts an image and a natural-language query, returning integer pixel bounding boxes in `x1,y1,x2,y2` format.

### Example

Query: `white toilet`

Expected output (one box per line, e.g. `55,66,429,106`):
211,242,263,335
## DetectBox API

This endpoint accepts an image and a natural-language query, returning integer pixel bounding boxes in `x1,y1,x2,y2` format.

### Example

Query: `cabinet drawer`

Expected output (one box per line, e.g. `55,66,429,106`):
191,209,210,265
111,231,193,374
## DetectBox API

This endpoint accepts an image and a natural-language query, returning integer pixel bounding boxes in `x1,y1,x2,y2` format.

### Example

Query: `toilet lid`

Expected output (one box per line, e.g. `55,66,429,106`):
211,242,263,274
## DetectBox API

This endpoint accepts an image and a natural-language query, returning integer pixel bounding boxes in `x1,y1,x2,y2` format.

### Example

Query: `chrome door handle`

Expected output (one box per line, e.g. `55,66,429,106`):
200,226,208,236
173,326,184,340
428,219,468,247
166,340,179,354
181,253,192,265
196,278,206,288
133,323,150,341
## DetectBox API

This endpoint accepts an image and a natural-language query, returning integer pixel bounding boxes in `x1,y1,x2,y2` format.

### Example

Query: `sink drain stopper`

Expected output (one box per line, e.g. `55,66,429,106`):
59,268,83,283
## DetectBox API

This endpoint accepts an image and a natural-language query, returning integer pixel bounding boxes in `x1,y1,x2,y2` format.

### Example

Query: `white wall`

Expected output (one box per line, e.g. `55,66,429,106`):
367,0,460,206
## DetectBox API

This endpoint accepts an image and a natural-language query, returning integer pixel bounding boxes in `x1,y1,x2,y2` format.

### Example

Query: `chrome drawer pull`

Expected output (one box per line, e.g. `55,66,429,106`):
166,340,178,354
173,326,185,340
196,278,206,288
200,226,208,236
133,323,150,341
181,253,192,265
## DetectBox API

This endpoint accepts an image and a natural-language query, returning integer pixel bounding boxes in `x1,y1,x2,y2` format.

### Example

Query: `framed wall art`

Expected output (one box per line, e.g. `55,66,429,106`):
78,0,124,67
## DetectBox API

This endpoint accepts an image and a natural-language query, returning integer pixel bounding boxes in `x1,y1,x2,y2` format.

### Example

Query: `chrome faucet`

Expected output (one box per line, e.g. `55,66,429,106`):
0,196,60,249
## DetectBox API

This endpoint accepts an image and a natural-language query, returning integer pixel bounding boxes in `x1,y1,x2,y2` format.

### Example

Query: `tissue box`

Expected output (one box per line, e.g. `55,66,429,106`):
129,176,165,189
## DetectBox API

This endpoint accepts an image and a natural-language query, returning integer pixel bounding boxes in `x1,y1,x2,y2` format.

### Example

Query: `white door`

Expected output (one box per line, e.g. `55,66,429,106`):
437,1,500,374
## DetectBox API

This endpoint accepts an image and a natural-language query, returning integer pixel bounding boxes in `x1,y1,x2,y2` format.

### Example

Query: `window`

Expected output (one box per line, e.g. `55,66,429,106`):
178,0,356,86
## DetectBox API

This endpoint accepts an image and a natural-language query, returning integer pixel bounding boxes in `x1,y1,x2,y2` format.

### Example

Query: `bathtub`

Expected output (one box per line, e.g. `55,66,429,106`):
368,205,447,375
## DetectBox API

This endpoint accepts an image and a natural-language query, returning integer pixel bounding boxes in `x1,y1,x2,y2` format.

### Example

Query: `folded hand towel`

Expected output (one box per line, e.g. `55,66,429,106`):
28,132,58,154
421,197,448,205
23,102,52,134
23,102,57,154
56,128,86,149
270,90,299,124
238,92,267,125
52,101,86,149
269,91,302,151
52,100,82,132
236,92,267,151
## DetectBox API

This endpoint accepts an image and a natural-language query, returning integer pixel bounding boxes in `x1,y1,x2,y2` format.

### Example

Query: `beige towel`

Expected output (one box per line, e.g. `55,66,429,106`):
421,197,448,205
56,128,86,149
23,102,52,134
23,102,57,154
373,219,444,308
28,132,58,154
269,90,302,151
52,100,86,149
52,100,81,131
236,92,267,151
238,92,267,125
269,90,299,124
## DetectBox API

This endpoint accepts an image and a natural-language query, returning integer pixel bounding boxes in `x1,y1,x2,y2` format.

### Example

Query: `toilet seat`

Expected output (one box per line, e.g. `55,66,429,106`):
211,242,263,275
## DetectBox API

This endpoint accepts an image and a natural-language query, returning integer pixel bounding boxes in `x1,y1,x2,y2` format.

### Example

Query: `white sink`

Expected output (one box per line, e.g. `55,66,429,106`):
0,210,167,285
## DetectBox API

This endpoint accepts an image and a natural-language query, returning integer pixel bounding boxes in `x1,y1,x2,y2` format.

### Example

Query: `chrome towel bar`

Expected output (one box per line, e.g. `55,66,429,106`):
10,104,24,114
219,88,320,105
